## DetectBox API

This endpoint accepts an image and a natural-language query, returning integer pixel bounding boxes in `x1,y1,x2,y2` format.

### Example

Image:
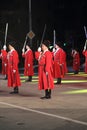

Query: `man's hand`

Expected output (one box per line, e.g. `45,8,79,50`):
22,48,25,53
13,70,16,73
38,47,41,52
46,72,48,75
52,48,55,52
28,64,30,67
4,64,7,66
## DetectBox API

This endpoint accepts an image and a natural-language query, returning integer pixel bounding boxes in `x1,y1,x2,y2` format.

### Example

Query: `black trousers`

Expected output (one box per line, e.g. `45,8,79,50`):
57,78,61,84
14,86,19,92
28,76,32,81
45,89,51,98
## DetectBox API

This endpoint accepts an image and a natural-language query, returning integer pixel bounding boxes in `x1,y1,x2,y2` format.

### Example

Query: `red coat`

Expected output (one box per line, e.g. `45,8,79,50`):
0,50,8,75
36,50,54,90
53,48,65,78
22,49,34,76
71,51,80,71
82,50,87,73
35,51,41,60
7,49,21,87
62,51,68,74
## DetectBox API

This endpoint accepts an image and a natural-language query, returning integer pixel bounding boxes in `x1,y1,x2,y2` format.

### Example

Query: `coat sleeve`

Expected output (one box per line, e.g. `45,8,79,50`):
22,53,25,58
27,50,33,65
45,52,52,73
12,51,19,71
35,52,40,60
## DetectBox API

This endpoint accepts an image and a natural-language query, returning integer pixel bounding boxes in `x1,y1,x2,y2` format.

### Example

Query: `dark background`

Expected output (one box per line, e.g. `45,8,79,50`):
0,0,87,67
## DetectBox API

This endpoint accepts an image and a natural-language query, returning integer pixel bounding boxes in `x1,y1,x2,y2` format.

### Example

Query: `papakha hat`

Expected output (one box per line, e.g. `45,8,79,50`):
42,40,50,48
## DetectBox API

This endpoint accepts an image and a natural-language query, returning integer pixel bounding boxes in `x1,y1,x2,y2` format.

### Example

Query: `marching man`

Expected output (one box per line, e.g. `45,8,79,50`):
82,40,87,73
22,43,34,82
0,45,8,79
35,40,54,99
53,41,66,85
71,48,80,74
7,41,21,94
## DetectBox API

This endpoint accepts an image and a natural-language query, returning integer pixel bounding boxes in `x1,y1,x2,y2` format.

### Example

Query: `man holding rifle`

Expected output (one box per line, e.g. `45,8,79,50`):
0,45,8,79
53,41,66,85
37,40,54,99
0,23,8,79
22,42,34,82
7,41,21,94
82,26,87,73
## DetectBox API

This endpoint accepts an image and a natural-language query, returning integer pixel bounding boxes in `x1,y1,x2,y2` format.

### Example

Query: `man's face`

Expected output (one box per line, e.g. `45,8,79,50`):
41,44,47,51
26,45,29,50
9,45,12,50
55,44,59,49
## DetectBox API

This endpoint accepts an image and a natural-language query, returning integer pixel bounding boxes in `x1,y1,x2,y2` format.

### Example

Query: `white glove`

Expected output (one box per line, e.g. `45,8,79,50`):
13,70,16,73
22,48,25,53
52,48,55,52
4,64,7,67
3,45,6,50
72,49,75,54
28,64,30,67
84,45,86,51
86,39,87,43
38,47,41,52
60,64,62,66
46,72,48,75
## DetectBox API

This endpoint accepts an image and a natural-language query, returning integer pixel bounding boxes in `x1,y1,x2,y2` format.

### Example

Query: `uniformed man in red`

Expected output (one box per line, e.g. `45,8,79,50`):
53,41,66,84
22,43,34,82
63,50,68,74
0,45,8,79
35,47,42,60
82,40,87,73
7,41,21,94
71,48,80,74
36,40,54,99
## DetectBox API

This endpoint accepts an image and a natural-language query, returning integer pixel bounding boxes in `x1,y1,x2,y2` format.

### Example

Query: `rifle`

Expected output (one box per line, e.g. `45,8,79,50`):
53,30,56,47
22,35,28,52
4,23,8,47
84,26,87,50
84,26,87,39
40,24,46,46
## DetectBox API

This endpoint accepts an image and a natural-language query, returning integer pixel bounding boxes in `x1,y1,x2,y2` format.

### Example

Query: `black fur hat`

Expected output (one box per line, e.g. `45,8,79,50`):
8,41,16,47
55,41,61,47
42,40,50,48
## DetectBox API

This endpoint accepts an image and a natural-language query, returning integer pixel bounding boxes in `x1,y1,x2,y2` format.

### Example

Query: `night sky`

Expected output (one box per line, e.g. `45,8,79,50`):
0,0,87,52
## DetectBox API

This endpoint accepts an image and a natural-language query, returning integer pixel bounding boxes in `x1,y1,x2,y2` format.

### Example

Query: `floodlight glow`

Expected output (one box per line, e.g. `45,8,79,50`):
62,89,87,94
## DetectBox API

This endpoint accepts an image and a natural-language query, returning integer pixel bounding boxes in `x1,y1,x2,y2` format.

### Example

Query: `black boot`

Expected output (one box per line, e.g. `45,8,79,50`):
40,89,48,99
28,76,32,82
10,86,19,94
74,71,78,74
14,87,19,93
40,89,51,99
25,76,32,82
4,75,8,80
55,78,61,85
46,89,51,99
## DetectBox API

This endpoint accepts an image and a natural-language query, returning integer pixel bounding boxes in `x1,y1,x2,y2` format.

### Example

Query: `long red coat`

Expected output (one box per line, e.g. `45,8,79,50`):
7,49,21,87
63,51,68,73
35,51,41,60
71,51,80,71
35,50,54,90
82,50,87,73
0,50,8,75
53,48,65,78
22,49,34,76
